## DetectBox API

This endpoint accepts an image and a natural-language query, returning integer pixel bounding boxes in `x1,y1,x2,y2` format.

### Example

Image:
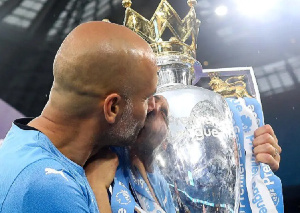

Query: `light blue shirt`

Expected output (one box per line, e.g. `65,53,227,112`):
0,118,99,213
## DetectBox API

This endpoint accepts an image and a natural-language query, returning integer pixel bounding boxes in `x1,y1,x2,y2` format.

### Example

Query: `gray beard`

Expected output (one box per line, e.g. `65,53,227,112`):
107,99,140,146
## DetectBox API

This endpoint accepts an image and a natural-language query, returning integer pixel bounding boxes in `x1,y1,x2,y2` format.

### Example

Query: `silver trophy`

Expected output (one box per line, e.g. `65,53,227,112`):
122,0,240,212
155,55,239,212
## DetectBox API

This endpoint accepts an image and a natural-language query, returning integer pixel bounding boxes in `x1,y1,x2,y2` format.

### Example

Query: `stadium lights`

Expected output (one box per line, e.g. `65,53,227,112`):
215,5,228,16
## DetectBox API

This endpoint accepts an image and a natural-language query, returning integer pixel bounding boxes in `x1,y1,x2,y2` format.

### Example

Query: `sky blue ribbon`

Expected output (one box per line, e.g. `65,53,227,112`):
226,98,252,213
244,98,284,213
226,98,284,213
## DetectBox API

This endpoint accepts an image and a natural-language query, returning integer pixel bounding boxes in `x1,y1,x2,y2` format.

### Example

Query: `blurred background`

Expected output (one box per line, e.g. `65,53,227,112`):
0,0,299,211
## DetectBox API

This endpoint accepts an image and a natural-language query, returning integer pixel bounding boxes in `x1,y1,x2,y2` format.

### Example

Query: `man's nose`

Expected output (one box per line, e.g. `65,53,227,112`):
147,96,156,113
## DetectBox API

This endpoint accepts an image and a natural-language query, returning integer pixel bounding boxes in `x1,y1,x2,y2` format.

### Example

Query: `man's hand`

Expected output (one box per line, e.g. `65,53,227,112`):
253,124,281,171
84,148,119,213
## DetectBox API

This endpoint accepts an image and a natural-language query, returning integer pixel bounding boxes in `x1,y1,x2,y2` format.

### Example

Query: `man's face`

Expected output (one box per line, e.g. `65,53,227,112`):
108,56,158,146
135,95,169,153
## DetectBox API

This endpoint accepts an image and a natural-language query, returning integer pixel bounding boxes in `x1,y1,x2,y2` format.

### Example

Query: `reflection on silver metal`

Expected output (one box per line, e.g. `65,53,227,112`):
157,84,240,212
157,55,195,87
155,55,240,212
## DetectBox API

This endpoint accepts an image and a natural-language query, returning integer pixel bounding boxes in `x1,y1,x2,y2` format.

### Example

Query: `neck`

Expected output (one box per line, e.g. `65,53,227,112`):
130,149,161,207
28,104,104,166
130,147,155,173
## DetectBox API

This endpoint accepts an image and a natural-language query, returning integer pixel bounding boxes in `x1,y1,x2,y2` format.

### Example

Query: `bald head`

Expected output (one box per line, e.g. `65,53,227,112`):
53,21,155,96
49,21,157,117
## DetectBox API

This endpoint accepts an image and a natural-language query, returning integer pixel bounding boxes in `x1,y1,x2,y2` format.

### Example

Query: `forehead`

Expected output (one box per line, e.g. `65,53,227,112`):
138,67,158,96
128,50,158,96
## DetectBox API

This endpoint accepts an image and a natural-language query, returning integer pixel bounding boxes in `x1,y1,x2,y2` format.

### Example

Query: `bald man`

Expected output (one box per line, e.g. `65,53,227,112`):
0,21,157,213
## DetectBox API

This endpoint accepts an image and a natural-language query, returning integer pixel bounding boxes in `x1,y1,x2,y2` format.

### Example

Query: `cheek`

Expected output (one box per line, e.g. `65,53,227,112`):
152,120,168,138
158,127,168,140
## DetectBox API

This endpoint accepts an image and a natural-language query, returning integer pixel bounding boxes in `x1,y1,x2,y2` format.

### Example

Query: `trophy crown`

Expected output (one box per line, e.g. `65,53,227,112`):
123,0,200,60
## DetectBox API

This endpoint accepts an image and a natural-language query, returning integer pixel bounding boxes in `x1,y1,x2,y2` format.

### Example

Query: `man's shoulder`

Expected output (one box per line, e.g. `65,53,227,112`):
1,159,90,213
16,158,79,192
0,124,98,212
0,124,72,193
18,158,72,181
0,133,66,200
0,158,71,199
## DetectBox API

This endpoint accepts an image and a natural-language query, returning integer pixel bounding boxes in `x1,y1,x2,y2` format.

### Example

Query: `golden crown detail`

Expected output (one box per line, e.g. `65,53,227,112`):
122,0,201,60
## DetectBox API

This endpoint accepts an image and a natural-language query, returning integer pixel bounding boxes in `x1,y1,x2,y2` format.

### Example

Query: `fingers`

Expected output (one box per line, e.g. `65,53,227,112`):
253,133,281,155
255,152,280,171
253,124,281,172
253,143,278,158
254,124,275,138
253,124,281,154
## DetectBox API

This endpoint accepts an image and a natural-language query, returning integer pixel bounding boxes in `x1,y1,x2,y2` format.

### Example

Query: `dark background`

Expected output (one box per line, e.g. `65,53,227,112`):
0,0,299,211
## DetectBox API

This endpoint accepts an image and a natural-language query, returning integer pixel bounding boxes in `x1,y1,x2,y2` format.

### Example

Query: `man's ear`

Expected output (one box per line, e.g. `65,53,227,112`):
103,93,121,124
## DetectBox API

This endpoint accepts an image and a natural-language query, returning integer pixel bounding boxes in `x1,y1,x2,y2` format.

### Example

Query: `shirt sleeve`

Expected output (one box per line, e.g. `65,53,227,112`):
2,159,93,213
